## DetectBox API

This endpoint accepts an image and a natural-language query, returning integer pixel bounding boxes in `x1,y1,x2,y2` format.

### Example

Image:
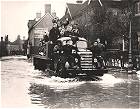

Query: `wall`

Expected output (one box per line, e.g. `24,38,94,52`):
34,13,53,46
29,13,53,47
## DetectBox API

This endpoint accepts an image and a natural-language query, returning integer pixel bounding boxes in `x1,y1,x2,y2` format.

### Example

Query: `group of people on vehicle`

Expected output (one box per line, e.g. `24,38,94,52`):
39,17,105,69
40,18,80,44
53,37,81,69
39,18,80,55
49,18,80,43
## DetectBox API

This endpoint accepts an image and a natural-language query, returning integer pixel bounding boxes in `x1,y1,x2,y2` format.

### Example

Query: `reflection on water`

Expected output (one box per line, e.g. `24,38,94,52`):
1,56,140,108
29,74,139,108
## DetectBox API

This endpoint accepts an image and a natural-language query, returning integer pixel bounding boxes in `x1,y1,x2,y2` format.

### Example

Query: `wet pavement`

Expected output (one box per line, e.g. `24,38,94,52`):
1,56,140,108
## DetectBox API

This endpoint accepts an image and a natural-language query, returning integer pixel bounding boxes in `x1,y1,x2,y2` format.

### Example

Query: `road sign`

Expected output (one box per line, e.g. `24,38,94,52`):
34,28,48,38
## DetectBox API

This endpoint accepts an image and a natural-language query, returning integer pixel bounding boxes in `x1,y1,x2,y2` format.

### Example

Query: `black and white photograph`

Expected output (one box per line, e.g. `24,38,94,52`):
1,0,140,108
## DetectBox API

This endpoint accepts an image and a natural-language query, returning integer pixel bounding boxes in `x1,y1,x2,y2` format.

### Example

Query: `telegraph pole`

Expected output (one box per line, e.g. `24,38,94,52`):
128,0,134,73
128,18,133,73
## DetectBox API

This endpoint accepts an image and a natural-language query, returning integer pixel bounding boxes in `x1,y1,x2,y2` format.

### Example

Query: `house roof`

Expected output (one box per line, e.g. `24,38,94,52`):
33,13,54,28
66,3,83,19
28,12,54,32
88,0,137,7
60,0,90,21
62,0,133,20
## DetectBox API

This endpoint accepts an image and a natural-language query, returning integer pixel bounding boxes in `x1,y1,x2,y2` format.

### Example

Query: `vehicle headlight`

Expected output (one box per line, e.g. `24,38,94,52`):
75,58,78,63
72,50,76,53
81,57,84,60
61,51,64,53
65,61,70,69
93,58,97,62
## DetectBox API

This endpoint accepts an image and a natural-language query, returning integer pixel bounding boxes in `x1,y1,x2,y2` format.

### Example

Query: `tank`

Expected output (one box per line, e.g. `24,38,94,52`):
33,37,108,78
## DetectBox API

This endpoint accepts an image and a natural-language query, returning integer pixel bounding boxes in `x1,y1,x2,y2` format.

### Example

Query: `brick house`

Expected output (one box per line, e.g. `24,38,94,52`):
28,4,56,54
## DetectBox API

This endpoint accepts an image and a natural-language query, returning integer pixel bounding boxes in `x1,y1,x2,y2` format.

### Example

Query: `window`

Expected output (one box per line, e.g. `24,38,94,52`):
63,39,87,49
77,41,87,49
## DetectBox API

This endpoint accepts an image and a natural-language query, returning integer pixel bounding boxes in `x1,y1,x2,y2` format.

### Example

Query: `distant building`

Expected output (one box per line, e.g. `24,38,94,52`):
0,37,7,57
28,4,56,55
7,35,26,55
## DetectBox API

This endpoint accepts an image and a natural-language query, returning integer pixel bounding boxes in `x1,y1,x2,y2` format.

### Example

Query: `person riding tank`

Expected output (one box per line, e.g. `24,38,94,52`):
49,23,60,44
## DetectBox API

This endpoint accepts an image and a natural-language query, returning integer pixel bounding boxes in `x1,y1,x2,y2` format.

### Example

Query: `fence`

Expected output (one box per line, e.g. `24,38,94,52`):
104,49,140,70
29,45,140,70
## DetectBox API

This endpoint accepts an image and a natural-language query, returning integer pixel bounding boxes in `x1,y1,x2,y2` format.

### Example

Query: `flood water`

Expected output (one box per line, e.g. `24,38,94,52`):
1,56,140,108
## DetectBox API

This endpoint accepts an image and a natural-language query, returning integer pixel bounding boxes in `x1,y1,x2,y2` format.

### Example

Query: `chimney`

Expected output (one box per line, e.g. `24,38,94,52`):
5,35,9,44
1,37,3,42
76,0,83,3
52,11,56,17
35,12,41,21
45,4,51,14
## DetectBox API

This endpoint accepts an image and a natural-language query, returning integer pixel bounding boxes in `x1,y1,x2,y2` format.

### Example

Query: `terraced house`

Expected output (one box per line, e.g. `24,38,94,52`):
28,4,56,55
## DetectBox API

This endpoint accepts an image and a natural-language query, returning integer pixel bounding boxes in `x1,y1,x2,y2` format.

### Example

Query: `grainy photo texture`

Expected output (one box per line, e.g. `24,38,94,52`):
1,0,140,108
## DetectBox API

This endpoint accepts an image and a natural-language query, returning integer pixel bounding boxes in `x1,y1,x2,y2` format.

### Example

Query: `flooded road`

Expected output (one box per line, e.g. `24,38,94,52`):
1,56,140,108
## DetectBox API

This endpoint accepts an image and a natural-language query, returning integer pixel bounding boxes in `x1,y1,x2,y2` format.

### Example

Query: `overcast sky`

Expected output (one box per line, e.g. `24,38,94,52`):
1,0,83,42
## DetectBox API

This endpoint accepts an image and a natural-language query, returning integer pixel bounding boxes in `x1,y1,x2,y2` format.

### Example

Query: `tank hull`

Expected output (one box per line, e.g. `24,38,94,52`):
33,55,108,77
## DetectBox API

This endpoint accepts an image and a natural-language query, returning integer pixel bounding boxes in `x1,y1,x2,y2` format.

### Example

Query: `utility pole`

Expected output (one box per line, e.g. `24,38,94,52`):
128,18,133,73
128,0,134,73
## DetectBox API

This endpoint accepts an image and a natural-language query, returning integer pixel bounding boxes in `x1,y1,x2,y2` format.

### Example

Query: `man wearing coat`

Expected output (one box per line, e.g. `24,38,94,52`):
49,23,60,43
